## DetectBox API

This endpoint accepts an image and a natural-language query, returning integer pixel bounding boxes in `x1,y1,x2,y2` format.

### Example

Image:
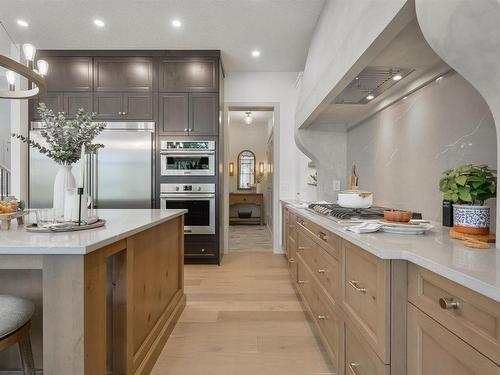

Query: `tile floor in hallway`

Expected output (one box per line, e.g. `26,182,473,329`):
228,225,274,251
151,252,335,375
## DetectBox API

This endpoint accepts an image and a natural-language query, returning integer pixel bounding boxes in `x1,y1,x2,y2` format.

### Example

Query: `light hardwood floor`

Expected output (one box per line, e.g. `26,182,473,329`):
228,225,273,251
151,252,335,374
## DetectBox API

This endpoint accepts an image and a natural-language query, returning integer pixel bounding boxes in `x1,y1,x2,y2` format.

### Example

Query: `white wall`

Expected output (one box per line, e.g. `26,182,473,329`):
0,28,12,169
224,72,309,252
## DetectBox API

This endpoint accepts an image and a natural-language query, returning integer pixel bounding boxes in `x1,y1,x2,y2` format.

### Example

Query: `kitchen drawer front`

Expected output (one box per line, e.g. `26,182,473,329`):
408,264,500,364
407,303,499,375
298,230,339,304
296,215,340,259
234,194,261,204
341,240,390,363
345,321,389,375
184,242,217,258
296,255,342,371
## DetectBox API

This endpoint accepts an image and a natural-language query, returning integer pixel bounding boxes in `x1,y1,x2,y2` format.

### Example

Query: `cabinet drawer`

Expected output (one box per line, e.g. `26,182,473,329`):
298,231,339,304
407,303,499,374
296,216,340,259
341,241,390,363
408,264,500,364
184,242,217,258
345,322,389,375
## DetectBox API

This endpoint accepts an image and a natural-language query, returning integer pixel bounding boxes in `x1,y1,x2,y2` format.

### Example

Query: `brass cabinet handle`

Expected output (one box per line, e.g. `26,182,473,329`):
317,314,328,320
317,269,327,274
318,232,328,242
201,248,206,253
348,362,360,375
122,112,127,115
298,280,306,284
439,297,459,310
297,219,305,225
184,128,188,132
298,246,305,251
288,258,295,263
348,280,366,293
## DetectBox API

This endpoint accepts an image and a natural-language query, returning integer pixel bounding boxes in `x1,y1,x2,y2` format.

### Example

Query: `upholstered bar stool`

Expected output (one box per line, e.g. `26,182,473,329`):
0,295,35,375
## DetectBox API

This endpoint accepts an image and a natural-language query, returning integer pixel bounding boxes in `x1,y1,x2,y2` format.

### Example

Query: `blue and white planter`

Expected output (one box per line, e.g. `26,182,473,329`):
452,204,490,234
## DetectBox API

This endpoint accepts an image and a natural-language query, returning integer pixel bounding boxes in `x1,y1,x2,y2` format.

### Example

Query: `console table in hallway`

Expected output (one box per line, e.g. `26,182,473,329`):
229,193,265,225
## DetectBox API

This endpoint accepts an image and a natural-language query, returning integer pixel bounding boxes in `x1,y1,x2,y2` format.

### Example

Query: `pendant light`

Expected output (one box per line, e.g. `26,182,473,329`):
244,111,252,125
0,43,47,99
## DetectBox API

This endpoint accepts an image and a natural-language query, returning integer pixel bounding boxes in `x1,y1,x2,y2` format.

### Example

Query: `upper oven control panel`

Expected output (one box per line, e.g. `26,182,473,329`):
161,183,216,194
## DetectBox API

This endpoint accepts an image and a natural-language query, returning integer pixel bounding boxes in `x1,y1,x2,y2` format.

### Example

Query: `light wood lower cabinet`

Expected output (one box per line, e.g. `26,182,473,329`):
345,322,389,375
341,240,390,363
407,303,499,375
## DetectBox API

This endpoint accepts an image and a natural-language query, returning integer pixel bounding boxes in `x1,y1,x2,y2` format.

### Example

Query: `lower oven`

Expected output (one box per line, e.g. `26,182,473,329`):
160,183,216,235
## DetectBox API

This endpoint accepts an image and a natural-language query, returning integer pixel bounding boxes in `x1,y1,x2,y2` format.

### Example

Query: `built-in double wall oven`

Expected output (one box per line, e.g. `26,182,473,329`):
160,140,216,176
160,183,216,235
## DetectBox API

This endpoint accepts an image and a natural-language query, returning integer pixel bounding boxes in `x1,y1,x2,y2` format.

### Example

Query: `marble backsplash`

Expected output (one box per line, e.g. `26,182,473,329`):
346,71,497,227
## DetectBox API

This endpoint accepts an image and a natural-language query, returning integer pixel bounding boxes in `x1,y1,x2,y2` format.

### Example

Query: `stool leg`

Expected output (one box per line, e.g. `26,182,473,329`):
18,332,35,375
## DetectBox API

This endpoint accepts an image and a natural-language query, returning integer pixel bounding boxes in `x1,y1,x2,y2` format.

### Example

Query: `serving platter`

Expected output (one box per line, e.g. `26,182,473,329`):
26,219,106,233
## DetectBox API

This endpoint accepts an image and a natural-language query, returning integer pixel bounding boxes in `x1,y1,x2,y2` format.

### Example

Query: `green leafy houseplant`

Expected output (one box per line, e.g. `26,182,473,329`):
12,103,106,165
439,164,497,205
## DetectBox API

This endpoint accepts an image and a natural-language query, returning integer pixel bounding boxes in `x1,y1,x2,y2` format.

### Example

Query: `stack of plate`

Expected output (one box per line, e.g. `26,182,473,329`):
378,221,433,235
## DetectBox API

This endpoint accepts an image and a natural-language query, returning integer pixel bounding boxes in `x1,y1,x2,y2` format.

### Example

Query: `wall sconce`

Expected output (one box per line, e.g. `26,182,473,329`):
259,162,265,176
229,162,235,176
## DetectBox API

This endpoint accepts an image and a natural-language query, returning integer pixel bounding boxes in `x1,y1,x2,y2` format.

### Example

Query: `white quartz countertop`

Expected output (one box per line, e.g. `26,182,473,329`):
0,209,187,255
281,200,500,302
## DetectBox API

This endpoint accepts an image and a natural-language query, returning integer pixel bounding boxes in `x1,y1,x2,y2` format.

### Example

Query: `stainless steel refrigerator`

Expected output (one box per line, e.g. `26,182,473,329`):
29,121,155,209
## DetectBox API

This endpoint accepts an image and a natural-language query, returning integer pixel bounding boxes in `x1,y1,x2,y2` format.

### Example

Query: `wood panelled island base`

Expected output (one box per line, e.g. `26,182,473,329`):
0,209,186,375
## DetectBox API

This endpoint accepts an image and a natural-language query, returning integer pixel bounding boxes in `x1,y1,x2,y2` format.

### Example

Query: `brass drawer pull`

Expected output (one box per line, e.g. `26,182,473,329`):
318,232,328,242
288,258,295,263
348,280,367,293
317,269,327,274
297,219,305,225
317,314,328,320
348,362,360,375
439,297,459,310
298,280,306,284
298,246,305,251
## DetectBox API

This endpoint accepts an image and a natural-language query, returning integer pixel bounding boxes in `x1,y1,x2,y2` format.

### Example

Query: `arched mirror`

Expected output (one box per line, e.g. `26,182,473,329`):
238,150,256,190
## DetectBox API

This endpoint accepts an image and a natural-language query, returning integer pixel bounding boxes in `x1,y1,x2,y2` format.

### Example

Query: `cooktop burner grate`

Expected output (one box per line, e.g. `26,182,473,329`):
308,203,388,220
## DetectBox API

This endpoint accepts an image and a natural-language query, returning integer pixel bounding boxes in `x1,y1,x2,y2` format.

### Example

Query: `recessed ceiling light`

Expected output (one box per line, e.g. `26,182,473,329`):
94,19,105,27
392,74,403,81
172,19,182,28
366,94,374,100
436,76,443,82
403,96,408,100
251,50,261,58
16,19,29,28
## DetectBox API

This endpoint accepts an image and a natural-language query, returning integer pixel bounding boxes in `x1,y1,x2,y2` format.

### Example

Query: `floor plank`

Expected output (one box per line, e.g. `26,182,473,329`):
151,252,335,374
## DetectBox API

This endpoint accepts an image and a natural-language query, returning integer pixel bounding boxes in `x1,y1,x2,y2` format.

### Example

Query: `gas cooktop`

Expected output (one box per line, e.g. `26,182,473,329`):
307,203,388,222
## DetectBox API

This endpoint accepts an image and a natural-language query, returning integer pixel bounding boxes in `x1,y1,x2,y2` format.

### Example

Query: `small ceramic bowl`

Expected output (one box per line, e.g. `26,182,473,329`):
383,210,412,223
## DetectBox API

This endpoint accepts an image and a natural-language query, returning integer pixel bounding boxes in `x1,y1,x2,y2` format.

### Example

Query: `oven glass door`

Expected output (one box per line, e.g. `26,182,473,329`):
167,155,210,172
166,199,210,226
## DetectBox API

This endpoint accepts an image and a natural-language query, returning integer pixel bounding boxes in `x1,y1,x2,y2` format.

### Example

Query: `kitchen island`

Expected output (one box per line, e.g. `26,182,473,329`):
0,209,186,375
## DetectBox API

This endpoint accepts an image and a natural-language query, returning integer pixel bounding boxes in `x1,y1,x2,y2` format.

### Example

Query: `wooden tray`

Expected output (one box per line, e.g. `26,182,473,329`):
0,210,29,230
26,219,106,233
449,227,495,249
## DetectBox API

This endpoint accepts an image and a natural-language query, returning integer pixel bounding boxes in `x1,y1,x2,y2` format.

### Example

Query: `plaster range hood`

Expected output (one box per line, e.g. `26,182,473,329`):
312,19,451,129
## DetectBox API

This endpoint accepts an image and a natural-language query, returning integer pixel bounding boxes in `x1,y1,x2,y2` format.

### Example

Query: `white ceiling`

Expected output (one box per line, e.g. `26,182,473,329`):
229,110,273,126
0,0,325,72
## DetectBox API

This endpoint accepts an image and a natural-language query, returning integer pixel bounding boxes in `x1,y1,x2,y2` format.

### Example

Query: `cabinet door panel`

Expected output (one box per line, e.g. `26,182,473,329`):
65,93,93,117
190,93,218,135
94,57,153,92
94,93,123,119
123,94,153,120
407,303,499,375
159,93,189,135
160,60,217,92
38,57,92,92
32,92,65,119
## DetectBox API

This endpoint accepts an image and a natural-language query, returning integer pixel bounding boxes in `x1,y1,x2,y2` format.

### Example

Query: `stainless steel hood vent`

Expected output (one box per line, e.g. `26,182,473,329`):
333,66,414,105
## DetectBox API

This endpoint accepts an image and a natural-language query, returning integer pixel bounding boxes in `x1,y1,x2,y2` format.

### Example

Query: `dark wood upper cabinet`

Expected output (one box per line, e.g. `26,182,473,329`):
32,92,65,119
65,93,93,117
122,93,154,120
190,93,218,135
159,93,189,134
94,92,123,119
94,57,153,92
159,59,217,92
39,57,92,92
